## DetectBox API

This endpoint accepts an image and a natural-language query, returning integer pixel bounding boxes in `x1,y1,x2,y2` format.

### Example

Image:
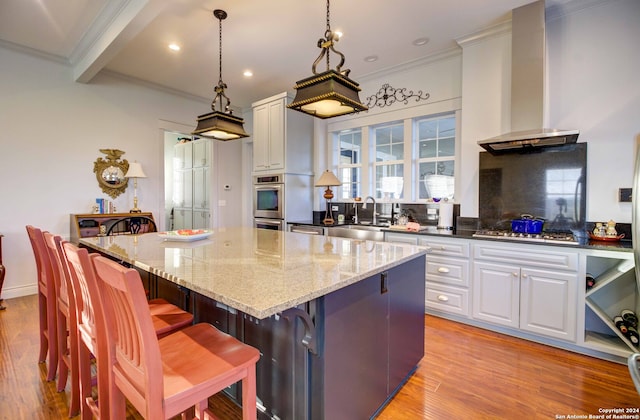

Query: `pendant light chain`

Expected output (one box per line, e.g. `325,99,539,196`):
325,0,331,71
218,13,223,87
211,9,231,114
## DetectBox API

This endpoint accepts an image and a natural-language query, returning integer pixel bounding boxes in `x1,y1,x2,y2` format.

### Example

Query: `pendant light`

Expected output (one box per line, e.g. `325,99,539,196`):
192,9,249,140
287,0,368,119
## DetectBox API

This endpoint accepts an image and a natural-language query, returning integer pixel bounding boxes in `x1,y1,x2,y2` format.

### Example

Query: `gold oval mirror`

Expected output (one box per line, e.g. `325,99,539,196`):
93,149,130,199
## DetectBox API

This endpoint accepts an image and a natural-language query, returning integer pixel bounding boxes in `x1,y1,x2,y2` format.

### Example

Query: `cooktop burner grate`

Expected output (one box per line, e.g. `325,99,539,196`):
472,230,578,245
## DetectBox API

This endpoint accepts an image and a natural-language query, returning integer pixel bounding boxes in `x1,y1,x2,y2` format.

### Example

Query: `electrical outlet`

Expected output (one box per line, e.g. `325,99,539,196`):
619,188,632,202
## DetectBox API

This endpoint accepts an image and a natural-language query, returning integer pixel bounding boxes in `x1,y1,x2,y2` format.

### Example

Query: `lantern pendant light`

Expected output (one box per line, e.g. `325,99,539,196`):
192,9,249,140
287,0,368,119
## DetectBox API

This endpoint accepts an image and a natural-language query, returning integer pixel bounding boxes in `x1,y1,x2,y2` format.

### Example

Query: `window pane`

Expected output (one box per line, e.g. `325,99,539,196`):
419,139,437,158
339,167,360,199
439,137,455,157
418,120,437,139
391,143,404,160
339,129,361,164
376,164,403,199
417,114,456,200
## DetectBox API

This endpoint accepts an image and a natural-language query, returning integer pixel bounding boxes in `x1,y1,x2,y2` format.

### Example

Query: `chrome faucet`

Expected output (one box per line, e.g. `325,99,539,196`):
353,202,359,224
362,196,377,225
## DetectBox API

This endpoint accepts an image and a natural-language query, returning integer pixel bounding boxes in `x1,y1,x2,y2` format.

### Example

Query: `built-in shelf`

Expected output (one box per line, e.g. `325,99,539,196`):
586,258,634,297
584,253,638,355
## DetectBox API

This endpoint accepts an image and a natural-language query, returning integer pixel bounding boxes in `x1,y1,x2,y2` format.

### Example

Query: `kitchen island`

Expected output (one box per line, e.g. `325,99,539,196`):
80,227,427,420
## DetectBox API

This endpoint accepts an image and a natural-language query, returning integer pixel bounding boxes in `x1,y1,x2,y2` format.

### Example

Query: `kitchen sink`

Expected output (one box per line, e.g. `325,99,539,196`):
326,224,386,241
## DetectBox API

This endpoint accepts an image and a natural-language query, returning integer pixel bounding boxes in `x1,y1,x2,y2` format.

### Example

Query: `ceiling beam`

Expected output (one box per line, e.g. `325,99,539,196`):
70,0,166,84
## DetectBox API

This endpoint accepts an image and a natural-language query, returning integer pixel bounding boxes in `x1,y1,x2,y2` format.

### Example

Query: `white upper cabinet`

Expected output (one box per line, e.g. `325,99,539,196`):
252,92,313,174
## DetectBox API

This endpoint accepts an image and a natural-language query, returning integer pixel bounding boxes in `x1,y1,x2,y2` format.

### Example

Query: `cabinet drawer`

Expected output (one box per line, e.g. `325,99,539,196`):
473,243,578,271
426,255,469,287
418,237,470,258
426,283,469,317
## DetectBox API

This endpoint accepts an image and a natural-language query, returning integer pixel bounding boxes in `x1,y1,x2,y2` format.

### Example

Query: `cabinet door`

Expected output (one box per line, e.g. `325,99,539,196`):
253,104,270,171
520,267,577,341
323,273,388,420
172,170,193,208
174,142,193,169
192,210,210,229
388,257,425,393
192,139,210,168
267,99,284,169
384,232,418,245
155,276,189,311
193,167,209,210
473,262,520,328
173,208,192,230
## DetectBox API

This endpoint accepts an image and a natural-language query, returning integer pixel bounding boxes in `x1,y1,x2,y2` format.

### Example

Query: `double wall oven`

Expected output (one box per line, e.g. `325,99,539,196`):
253,174,284,230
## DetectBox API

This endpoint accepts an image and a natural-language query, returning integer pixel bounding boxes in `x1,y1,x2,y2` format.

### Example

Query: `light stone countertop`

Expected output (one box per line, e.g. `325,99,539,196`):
80,227,427,319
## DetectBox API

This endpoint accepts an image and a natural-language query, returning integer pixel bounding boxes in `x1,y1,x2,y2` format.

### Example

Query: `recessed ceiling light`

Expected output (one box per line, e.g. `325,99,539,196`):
364,55,378,63
168,43,181,51
243,70,253,77
412,37,429,46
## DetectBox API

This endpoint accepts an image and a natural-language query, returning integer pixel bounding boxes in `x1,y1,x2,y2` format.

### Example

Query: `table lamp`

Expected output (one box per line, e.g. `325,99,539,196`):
316,170,341,225
125,161,146,213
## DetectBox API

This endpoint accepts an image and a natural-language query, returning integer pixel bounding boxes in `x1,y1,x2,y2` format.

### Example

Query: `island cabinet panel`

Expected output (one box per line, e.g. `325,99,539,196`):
319,256,425,420
238,308,311,420
154,275,190,311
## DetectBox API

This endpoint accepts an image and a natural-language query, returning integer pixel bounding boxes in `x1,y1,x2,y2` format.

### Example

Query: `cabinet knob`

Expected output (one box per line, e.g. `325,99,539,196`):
437,295,449,302
437,267,450,273
522,273,528,278
512,272,518,277
440,246,446,250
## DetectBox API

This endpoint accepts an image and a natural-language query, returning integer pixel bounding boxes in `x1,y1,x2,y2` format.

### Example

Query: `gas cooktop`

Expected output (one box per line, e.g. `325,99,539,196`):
472,230,579,245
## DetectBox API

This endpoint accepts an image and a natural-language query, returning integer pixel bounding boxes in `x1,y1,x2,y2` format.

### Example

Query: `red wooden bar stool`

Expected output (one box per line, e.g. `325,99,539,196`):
43,232,80,417
25,225,58,382
62,242,195,419
91,254,260,419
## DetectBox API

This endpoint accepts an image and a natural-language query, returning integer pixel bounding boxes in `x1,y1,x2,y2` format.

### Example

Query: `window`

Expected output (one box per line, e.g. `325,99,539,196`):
417,116,455,200
331,113,456,202
337,129,362,199
374,123,404,199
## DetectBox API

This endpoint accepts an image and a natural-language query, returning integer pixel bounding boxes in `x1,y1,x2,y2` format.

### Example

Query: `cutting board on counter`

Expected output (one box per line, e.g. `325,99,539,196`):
387,225,431,232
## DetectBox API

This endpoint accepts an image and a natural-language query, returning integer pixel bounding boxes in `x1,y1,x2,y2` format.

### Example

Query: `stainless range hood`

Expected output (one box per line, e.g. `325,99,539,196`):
478,0,579,154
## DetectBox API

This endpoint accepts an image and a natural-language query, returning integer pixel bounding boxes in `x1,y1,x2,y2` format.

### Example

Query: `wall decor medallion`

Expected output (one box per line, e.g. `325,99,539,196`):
93,149,130,199
364,83,430,110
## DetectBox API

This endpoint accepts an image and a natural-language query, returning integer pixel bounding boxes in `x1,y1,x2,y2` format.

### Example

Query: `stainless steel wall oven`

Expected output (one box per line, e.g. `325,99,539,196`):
253,174,284,220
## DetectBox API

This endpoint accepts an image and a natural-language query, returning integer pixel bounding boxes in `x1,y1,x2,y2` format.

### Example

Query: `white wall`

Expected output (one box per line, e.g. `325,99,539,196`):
546,0,640,223
0,46,243,298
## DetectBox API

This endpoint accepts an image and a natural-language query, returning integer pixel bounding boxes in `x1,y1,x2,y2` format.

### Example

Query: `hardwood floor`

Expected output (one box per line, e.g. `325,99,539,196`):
1,294,638,419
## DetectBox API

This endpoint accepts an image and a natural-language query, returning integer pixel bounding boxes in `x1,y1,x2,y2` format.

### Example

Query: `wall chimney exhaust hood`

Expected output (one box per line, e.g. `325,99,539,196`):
478,0,579,155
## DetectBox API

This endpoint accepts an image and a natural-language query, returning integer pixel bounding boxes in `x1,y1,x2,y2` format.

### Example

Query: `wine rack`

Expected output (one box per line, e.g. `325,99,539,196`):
584,252,638,357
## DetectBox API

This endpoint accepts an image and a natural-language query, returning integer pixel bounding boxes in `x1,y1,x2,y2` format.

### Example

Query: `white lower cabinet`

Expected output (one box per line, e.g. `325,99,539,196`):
473,243,578,342
420,237,471,317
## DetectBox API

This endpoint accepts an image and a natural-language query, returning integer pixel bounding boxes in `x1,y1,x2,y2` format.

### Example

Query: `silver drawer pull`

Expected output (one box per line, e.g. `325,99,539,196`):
437,267,450,273
437,295,449,302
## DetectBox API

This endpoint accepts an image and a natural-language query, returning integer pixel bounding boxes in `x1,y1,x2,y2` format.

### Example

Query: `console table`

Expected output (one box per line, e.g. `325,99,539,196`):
69,212,155,243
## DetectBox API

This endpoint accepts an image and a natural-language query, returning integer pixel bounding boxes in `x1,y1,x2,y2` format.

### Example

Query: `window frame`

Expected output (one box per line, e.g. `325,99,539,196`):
328,109,459,202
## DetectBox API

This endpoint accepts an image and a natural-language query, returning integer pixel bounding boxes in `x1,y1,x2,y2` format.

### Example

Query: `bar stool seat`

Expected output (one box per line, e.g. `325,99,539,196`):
148,298,195,338
91,254,260,419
